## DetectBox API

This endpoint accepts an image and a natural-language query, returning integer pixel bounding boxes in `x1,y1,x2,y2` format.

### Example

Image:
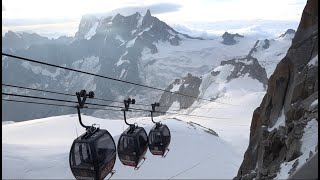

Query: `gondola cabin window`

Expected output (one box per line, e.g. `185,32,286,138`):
95,133,116,165
119,136,136,155
149,131,162,144
139,131,148,152
73,143,93,169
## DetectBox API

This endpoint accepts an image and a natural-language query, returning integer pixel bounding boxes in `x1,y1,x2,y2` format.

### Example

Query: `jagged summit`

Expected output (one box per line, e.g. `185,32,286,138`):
74,9,202,42
279,28,296,38
142,9,153,27
221,32,244,45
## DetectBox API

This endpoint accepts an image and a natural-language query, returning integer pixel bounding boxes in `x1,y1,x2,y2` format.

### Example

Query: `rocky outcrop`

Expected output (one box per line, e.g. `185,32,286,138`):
159,55,268,111
221,32,244,45
235,0,318,179
279,29,296,38
158,73,202,112
248,39,271,56
74,15,99,39
2,31,52,51
220,56,268,87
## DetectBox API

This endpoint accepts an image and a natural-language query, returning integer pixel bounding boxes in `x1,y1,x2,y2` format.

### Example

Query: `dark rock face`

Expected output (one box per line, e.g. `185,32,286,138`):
262,39,270,49
248,39,270,57
74,15,99,39
2,31,73,52
221,56,268,87
279,29,296,38
158,73,202,112
2,31,52,51
248,40,261,57
221,32,244,45
235,1,318,179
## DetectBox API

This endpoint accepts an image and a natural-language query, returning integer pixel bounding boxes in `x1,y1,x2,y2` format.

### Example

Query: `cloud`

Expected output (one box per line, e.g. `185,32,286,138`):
2,18,78,26
92,3,182,17
147,3,182,14
170,24,220,39
170,20,300,39
2,5,5,11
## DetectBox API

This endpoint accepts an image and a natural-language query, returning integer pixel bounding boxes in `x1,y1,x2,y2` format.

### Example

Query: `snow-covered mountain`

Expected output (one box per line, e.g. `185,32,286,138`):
221,32,244,45
2,9,294,123
2,114,241,179
151,27,295,158
2,31,73,51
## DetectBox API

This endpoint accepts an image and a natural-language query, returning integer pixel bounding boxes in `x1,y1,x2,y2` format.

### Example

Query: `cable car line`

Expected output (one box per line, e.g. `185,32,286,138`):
3,92,231,119
2,92,230,119
1,98,123,113
2,92,163,114
2,98,77,108
2,53,238,106
2,92,144,112
2,83,126,104
2,83,233,111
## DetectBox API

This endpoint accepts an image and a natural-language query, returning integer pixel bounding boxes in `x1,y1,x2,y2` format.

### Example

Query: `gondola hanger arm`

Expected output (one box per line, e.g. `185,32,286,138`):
75,90,94,130
150,102,161,125
122,97,136,128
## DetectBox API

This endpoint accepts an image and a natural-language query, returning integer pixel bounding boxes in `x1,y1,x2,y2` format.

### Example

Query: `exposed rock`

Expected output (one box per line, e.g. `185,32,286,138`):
158,73,202,112
279,29,296,38
288,159,299,175
2,31,52,51
221,56,268,87
159,54,268,112
248,40,260,57
74,15,99,39
221,32,244,45
235,0,318,179
142,9,153,28
262,39,270,49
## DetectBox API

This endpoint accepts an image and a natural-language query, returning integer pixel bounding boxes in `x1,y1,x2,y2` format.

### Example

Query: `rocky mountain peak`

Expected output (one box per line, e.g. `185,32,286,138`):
5,30,19,38
2,30,53,51
248,39,270,56
74,14,99,39
158,73,202,112
279,28,296,38
142,9,153,28
221,32,244,45
219,56,268,87
112,13,124,23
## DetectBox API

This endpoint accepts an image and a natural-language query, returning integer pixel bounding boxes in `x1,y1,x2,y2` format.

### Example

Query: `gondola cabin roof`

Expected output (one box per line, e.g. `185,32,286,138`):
74,128,109,143
122,126,145,136
150,124,168,131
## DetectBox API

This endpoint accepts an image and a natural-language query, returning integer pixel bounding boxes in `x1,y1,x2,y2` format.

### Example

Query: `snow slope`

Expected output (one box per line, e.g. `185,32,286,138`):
141,37,257,88
170,81,266,157
251,37,293,78
2,114,241,179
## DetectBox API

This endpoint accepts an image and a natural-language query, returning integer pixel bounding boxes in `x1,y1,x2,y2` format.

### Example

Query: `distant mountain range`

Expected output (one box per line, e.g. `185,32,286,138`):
2,9,294,122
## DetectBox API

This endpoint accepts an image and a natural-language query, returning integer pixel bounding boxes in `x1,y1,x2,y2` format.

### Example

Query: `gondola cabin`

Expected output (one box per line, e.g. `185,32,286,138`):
69,128,116,180
148,123,171,156
117,126,148,167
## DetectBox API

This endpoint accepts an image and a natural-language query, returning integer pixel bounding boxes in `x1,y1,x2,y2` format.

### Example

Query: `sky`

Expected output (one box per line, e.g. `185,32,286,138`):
2,0,307,38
